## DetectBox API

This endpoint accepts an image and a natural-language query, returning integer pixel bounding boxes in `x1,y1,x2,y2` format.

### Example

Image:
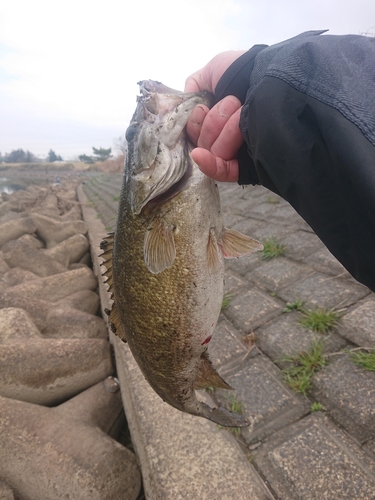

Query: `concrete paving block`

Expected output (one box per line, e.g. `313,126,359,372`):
112,334,274,500
223,269,248,296
277,272,369,309
256,312,347,369
339,296,375,347
282,230,323,260
255,412,375,500
207,317,249,371
312,354,375,443
251,223,293,243
302,246,349,277
0,338,114,405
0,382,141,500
215,353,310,445
247,257,313,292
224,252,262,276
223,288,283,333
0,307,43,344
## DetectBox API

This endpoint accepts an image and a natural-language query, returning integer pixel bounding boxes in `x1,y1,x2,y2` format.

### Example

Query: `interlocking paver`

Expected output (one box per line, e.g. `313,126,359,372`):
256,312,348,368
339,296,375,347
247,256,313,292
255,413,375,500
277,271,369,309
215,353,310,445
223,288,283,332
312,354,375,442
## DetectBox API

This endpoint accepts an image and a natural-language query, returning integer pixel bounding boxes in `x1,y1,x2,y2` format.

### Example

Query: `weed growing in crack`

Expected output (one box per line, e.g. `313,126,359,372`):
282,341,326,395
283,299,304,313
300,308,339,333
350,349,375,371
261,237,286,260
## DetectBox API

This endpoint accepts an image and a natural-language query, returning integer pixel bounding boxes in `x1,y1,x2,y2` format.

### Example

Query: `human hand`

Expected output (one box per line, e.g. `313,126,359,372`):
184,51,246,183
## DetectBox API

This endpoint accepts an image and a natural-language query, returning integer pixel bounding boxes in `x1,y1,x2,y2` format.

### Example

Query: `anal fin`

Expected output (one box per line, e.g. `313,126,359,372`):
194,351,232,390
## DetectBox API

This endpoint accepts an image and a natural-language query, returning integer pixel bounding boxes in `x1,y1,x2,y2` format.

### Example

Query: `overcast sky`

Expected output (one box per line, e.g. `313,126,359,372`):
0,0,374,160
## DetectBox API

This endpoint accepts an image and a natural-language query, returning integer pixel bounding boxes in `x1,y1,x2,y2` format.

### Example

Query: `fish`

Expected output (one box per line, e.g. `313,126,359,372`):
100,80,263,427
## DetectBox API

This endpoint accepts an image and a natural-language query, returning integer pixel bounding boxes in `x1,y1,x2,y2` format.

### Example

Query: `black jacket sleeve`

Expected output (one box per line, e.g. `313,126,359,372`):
214,31,375,292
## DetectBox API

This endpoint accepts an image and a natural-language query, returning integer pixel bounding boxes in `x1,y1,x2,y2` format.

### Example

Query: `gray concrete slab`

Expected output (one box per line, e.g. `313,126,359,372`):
312,354,375,443
215,353,310,445
255,412,375,500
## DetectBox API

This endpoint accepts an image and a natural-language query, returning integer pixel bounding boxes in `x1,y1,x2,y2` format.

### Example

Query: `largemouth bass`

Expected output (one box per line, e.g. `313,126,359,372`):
101,80,263,427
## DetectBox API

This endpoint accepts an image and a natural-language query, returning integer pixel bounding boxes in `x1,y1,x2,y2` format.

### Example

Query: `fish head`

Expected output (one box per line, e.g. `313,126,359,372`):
125,80,212,214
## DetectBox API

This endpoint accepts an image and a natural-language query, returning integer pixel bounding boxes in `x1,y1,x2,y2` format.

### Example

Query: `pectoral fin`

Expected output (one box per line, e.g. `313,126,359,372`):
220,227,263,258
194,351,232,390
144,217,176,274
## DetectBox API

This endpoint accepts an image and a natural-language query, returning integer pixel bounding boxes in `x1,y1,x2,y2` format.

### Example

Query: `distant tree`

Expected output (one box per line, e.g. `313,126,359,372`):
92,147,112,162
5,149,37,163
47,149,63,162
113,135,127,155
78,154,94,164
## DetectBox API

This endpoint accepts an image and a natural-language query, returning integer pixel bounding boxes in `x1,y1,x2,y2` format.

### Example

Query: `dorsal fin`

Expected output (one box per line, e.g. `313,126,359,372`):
99,232,127,343
194,351,232,390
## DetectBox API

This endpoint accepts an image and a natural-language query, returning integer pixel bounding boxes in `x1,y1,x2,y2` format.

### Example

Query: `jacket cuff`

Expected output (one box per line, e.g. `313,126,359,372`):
214,45,267,104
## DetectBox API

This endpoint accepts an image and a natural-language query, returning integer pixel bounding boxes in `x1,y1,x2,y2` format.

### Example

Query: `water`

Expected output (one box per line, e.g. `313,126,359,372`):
0,177,26,195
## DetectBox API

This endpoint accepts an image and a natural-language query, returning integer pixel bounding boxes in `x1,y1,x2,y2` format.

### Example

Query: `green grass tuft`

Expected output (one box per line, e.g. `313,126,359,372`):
282,341,326,395
261,237,286,260
221,293,234,309
300,308,339,333
310,402,324,412
350,350,375,371
112,195,120,201
283,299,304,313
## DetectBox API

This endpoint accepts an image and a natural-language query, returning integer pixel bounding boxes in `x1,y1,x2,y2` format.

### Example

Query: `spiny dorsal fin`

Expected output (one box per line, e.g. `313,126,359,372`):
194,351,232,390
100,232,115,298
144,217,176,274
207,228,222,274
219,227,263,259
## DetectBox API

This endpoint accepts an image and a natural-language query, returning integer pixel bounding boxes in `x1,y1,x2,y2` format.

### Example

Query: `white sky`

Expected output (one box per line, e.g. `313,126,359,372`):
0,0,374,160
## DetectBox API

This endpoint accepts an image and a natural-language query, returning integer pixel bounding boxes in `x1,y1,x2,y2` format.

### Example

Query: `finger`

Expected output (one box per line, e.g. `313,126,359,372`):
184,75,204,93
210,107,244,161
185,105,209,145
190,148,239,183
197,96,242,151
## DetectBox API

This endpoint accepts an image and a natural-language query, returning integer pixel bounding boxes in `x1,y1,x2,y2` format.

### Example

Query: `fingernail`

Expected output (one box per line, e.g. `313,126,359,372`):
218,96,240,118
191,105,206,126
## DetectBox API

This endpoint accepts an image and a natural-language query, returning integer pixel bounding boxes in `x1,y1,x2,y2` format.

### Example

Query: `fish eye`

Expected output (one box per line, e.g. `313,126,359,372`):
125,123,138,142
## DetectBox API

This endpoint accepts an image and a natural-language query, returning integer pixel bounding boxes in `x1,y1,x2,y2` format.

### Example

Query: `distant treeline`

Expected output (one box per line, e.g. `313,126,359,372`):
1,149,63,163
